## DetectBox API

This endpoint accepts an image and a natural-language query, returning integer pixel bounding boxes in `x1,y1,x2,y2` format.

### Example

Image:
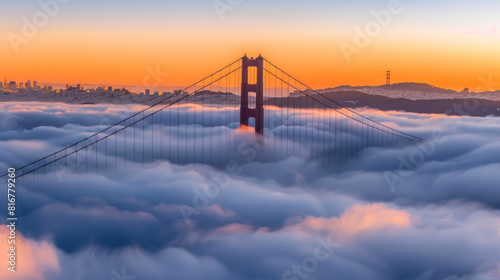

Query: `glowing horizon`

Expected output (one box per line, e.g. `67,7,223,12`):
1,0,499,91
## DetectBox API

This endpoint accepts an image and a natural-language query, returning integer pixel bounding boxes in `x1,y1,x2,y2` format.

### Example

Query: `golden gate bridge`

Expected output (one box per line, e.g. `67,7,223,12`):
0,55,423,181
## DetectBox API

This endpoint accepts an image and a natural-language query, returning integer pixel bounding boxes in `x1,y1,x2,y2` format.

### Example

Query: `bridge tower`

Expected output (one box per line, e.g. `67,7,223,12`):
240,55,264,135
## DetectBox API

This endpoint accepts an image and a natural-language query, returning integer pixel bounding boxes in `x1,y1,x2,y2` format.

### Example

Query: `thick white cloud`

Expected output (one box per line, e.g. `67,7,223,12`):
1,102,499,280
0,228,59,279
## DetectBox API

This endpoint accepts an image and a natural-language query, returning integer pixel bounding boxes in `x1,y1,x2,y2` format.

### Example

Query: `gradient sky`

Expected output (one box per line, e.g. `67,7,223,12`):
1,0,499,90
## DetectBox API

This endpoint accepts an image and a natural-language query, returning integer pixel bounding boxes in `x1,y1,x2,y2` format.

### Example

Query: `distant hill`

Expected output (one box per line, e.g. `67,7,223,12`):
323,82,458,94
377,82,457,94
319,82,500,102
265,90,500,117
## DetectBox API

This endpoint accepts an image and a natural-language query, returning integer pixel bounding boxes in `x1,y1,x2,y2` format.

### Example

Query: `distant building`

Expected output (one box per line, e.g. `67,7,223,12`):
33,81,38,88
43,85,53,91
107,86,113,91
172,90,189,97
462,88,470,94
66,84,69,90
0,82,3,88
145,89,150,96
26,80,32,88
9,81,16,87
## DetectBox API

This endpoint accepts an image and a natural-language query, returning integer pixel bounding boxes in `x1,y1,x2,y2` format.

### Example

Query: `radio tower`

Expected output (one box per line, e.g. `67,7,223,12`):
386,71,391,85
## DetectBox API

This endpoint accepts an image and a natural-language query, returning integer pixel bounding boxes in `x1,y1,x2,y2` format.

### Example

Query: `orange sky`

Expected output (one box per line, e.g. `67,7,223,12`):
1,1,499,91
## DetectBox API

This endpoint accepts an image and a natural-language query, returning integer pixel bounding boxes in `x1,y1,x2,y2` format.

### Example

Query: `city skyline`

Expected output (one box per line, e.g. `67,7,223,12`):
0,76,494,95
